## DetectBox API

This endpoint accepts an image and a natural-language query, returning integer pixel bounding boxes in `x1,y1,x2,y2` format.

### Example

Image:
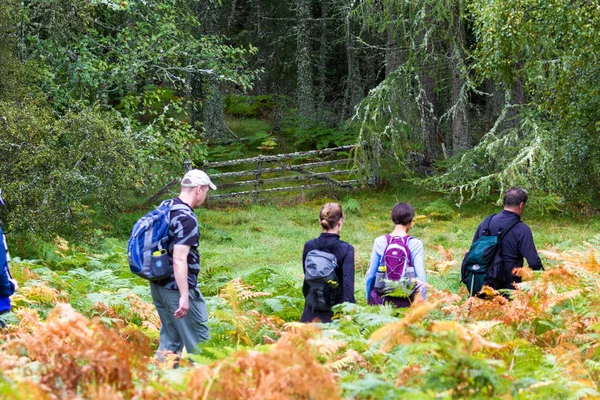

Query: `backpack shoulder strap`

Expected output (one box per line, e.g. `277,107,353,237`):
482,214,496,236
498,219,522,241
312,238,322,251
402,236,414,266
384,234,392,246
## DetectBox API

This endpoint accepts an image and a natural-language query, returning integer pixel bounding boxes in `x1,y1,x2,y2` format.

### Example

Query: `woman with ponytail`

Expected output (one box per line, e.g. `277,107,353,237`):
300,202,356,323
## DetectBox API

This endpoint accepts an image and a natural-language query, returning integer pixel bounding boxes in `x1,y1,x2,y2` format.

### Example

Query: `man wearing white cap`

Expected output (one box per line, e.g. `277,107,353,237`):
150,170,216,357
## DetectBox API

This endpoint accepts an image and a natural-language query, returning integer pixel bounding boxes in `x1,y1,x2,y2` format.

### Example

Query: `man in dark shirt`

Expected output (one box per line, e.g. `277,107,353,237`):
150,170,216,358
471,187,544,290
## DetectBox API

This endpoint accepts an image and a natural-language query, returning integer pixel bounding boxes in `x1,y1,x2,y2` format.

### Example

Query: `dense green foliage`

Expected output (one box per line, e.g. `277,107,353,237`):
0,101,138,236
0,0,257,238
429,0,600,203
347,0,600,206
2,0,600,239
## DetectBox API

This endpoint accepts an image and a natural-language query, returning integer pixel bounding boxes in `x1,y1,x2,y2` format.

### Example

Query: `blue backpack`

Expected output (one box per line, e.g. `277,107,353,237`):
127,200,186,281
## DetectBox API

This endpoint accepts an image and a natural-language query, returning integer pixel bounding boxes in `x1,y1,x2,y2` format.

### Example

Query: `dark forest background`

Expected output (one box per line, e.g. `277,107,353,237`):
1,0,599,237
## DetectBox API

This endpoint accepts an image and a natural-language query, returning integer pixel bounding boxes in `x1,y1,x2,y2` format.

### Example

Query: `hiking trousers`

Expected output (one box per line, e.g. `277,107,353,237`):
150,282,209,357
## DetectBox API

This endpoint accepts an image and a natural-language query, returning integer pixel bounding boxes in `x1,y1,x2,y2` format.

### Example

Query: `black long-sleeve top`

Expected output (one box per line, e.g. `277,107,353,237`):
300,233,355,322
472,210,543,285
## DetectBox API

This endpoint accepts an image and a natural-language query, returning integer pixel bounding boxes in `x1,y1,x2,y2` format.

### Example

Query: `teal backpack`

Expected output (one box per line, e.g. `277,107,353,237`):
461,215,521,296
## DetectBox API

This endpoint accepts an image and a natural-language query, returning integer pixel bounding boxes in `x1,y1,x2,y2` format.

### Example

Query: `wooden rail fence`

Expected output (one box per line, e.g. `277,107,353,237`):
202,145,360,201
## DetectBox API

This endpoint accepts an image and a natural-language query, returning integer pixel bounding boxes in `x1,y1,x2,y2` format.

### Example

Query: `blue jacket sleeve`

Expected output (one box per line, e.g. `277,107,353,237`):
409,238,427,299
365,237,382,301
0,233,14,297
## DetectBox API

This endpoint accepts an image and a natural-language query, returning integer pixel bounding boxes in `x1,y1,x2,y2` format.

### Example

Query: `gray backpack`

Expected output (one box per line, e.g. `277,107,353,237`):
304,239,340,312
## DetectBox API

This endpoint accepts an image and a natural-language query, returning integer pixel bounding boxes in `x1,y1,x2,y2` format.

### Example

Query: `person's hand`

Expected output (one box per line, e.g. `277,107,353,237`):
8,278,18,292
174,295,189,319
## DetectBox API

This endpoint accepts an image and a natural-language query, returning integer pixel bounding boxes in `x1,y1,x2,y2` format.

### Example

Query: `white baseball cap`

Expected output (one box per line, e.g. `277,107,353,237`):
181,169,217,190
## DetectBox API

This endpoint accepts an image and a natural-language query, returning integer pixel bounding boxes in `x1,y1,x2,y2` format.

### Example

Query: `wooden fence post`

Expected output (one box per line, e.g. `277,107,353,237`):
253,160,263,202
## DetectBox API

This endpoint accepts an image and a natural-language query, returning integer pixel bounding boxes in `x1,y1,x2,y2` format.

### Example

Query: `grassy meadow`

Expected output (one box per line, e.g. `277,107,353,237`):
2,182,600,399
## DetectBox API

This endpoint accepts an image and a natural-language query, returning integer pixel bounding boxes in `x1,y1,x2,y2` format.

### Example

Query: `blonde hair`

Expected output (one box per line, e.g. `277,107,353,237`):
319,202,343,230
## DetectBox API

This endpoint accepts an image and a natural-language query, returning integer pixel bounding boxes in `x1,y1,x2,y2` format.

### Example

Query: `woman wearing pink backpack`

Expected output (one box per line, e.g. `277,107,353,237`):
366,203,427,307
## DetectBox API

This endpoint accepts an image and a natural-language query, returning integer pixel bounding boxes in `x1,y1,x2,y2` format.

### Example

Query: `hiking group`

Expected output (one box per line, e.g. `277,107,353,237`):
126,171,544,356
125,168,545,360
302,187,543,323
0,170,543,360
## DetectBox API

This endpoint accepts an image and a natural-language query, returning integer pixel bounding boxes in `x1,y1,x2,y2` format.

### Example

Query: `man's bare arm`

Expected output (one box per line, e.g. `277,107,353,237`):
172,244,191,318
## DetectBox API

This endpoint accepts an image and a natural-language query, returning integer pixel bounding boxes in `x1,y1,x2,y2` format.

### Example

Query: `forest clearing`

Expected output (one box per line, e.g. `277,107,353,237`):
1,0,600,398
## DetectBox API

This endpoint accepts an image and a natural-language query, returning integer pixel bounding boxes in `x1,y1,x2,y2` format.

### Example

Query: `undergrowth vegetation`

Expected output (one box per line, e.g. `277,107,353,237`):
2,185,600,399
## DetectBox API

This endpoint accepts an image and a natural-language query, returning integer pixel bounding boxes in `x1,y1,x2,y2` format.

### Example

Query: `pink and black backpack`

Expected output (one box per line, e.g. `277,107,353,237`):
369,235,418,306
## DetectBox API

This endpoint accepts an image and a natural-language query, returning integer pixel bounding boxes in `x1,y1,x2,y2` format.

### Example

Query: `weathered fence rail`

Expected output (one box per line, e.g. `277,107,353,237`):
202,145,360,201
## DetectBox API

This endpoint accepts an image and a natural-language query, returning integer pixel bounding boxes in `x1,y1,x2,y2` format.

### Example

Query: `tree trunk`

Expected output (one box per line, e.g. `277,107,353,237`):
510,76,525,134
341,5,362,122
203,76,227,139
190,0,227,139
451,58,469,154
419,67,438,161
450,2,469,155
190,73,204,134
385,17,401,77
417,15,439,162
485,80,505,123
486,77,525,134
251,0,267,95
316,0,329,122
296,0,315,128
